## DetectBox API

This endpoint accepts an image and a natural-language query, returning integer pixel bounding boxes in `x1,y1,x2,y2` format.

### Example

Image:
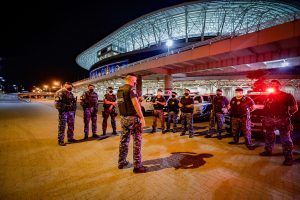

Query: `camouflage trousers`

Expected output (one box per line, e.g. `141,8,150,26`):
102,109,117,134
208,111,225,135
167,111,178,130
262,117,293,157
58,111,75,142
119,116,142,168
152,110,165,131
231,116,252,145
181,112,194,135
84,107,97,136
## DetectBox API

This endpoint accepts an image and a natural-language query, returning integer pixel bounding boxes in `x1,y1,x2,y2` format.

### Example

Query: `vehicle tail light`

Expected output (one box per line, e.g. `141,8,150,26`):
266,88,275,93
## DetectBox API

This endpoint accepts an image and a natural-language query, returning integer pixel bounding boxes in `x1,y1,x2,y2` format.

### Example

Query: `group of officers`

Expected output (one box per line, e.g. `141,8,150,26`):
54,76,298,173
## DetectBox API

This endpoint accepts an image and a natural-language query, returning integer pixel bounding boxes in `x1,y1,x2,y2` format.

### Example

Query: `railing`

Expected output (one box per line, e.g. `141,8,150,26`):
73,11,300,86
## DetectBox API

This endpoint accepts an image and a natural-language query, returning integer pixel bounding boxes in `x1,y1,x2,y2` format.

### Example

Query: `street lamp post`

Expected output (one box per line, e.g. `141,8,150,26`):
166,39,174,54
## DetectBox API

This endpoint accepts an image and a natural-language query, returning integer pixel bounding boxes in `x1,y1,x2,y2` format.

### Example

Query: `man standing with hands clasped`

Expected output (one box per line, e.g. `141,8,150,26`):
117,74,147,173
260,80,298,166
179,89,195,138
229,88,256,150
102,87,118,136
150,89,166,134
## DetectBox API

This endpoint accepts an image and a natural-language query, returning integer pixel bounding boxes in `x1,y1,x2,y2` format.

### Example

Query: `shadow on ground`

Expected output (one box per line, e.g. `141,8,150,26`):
142,152,213,172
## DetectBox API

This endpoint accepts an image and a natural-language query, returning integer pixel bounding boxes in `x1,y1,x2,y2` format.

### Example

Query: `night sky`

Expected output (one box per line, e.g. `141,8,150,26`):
0,0,193,91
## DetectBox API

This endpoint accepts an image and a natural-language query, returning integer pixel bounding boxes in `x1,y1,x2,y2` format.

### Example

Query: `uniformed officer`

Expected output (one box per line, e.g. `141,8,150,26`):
150,89,166,133
165,92,179,133
260,80,298,166
54,82,77,146
80,84,99,139
179,89,195,138
206,89,230,140
229,88,255,150
102,86,118,136
117,74,147,173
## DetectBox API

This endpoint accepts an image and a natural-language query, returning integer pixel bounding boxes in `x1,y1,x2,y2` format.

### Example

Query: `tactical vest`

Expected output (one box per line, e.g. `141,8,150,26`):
81,91,98,108
103,94,116,110
213,96,226,112
55,89,77,111
117,85,137,116
230,96,250,117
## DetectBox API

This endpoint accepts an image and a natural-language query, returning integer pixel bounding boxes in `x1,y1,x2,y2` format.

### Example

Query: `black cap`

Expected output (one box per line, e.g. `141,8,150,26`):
64,82,73,86
126,73,137,77
172,92,177,95
88,84,95,87
157,89,163,92
271,80,281,86
107,86,113,90
235,88,243,92
216,89,222,92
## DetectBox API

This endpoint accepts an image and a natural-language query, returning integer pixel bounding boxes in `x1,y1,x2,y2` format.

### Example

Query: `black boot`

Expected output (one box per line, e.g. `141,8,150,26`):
112,131,118,135
58,141,66,146
245,138,255,150
150,129,156,133
283,155,293,166
118,161,132,169
133,165,147,173
67,138,77,143
259,151,272,156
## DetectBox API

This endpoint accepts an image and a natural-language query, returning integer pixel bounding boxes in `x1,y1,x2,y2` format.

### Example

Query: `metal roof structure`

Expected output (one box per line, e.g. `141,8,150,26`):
76,0,300,70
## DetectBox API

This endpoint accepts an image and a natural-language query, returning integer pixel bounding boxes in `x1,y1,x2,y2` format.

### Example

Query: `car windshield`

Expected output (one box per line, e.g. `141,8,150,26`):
194,96,202,103
202,96,210,102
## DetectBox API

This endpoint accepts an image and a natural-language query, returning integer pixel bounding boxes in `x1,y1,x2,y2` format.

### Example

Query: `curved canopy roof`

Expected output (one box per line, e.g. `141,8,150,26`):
76,0,300,70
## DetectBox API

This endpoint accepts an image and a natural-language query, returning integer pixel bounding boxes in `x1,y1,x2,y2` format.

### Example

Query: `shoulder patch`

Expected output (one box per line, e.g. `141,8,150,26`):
55,96,61,101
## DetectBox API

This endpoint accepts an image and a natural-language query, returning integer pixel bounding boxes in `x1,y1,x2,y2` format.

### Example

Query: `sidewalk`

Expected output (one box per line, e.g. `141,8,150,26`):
0,101,299,200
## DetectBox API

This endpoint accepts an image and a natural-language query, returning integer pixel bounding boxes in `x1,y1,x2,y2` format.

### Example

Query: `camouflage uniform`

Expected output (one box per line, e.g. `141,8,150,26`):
208,96,229,136
80,91,98,137
181,113,194,134
166,97,179,131
102,93,117,135
209,112,225,134
262,91,296,160
180,96,194,136
54,88,77,143
119,116,142,168
151,96,166,132
230,96,255,146
117,84,143,168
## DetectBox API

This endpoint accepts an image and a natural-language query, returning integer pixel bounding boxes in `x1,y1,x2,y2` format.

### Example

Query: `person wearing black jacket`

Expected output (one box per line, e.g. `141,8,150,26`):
179,89,195,138
150,89,166,133
165,92,180,133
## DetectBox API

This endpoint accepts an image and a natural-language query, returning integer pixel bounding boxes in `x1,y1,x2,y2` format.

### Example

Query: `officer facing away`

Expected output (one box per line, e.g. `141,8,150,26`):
260,80,298,166
117,74,147,173
80,84,99,139
179,89,195,138
150,89,166,133
229,88,256,150
54,82,77,146
165,92,180,133
206,89,230,140
102,87,118,136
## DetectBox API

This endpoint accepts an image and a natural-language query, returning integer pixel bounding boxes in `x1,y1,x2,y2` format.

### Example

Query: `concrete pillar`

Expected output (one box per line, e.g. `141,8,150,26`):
164,74,173,94
136,75,142,96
